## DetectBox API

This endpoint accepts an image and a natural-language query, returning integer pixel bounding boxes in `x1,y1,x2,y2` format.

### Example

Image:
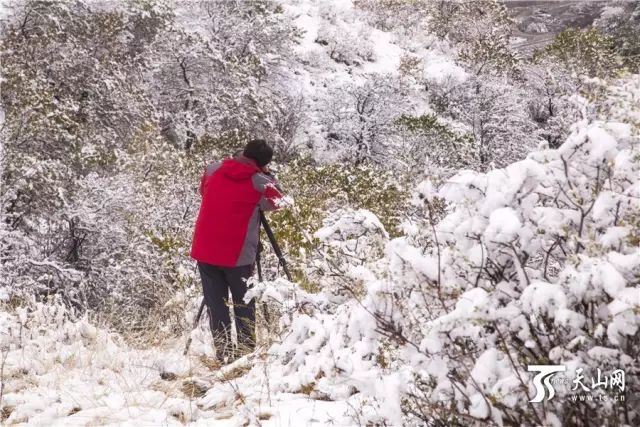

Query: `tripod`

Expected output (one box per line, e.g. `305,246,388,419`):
183,211,292,355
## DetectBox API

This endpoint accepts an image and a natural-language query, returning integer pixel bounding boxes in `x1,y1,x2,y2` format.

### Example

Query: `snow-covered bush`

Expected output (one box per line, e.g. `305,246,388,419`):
383,117,639,425
595,1,640,73
253,77,640,425
523,58,583,149
308,208,388,298
149,0,299,147
540,27,624,79
247,210,402,423
395,113,477,175
354,0,430,38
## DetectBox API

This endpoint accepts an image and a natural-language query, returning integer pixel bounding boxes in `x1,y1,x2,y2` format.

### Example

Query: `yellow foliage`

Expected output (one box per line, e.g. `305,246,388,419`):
267,157,408,287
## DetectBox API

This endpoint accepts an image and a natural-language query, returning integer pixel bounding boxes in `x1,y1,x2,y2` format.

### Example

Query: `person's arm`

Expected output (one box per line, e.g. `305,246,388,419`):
252,172,284,211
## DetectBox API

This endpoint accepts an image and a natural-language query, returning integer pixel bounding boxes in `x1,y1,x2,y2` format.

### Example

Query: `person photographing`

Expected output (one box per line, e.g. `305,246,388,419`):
190,139,284,362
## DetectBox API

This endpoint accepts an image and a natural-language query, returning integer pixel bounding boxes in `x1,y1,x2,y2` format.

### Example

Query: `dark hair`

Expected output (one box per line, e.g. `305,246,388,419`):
243,139,273,167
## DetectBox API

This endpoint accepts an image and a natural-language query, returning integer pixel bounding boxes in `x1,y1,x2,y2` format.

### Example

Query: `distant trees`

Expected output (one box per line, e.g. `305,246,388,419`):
0,0,300,336
428,0,520,77
430,74,540,170
350,0,539,173
307,0,604,175
596,1,640,73
1,0,162,307
540,27,622,79
394,113,474,175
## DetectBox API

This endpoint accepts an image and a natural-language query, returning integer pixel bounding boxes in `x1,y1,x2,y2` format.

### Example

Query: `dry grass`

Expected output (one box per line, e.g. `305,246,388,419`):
199,355,222,371
258,411,272,420
296,381,333,401
160,371,178,381
97,304,184,349
67,407,81,416
181,379,209,398
298,382,316,395
220,364,251,382
1,406,14,423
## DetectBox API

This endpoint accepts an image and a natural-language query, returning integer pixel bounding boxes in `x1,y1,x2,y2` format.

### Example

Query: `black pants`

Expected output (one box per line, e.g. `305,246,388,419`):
197,262,255,357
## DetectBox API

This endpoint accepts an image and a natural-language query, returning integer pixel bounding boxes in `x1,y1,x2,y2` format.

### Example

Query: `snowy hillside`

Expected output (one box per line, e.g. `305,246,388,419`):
1,0,639,426
274,0,467,161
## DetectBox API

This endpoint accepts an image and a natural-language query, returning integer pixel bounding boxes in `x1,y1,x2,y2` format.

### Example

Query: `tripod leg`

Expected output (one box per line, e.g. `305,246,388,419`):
255,244,272,335
184,298,206,356
256,247,263,282
261,300,271,331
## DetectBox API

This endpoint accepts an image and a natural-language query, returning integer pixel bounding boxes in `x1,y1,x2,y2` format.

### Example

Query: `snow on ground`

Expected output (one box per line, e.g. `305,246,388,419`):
422,50,467,84
0,303,359,426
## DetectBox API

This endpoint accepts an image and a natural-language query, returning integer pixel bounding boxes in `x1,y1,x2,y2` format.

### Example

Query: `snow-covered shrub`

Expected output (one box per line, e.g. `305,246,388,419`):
253,76,639,425
375,116,640,425
425,0,519,77
595,1,640,73
523,58,583,149
149,0,299,147
395,113,476,175
308,208,388,299
321,75,409,165
247,211,403,424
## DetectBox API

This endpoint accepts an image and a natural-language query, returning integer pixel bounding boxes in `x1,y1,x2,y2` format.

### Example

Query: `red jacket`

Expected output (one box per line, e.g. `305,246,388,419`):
191,156,283,267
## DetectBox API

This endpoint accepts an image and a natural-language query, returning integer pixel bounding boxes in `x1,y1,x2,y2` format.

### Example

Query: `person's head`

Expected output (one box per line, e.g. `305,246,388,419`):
243,139,273,168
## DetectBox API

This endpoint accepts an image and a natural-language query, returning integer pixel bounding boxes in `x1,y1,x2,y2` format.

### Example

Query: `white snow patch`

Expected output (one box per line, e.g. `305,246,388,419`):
423,51,467,84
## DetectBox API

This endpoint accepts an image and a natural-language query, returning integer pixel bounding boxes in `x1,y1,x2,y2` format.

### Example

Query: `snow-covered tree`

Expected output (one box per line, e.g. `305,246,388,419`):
149,0,300,149
427,74,541,170
0,0,166,306
321,75,410,165
522,58,583,149
540,27,623,79
394,112,476,176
